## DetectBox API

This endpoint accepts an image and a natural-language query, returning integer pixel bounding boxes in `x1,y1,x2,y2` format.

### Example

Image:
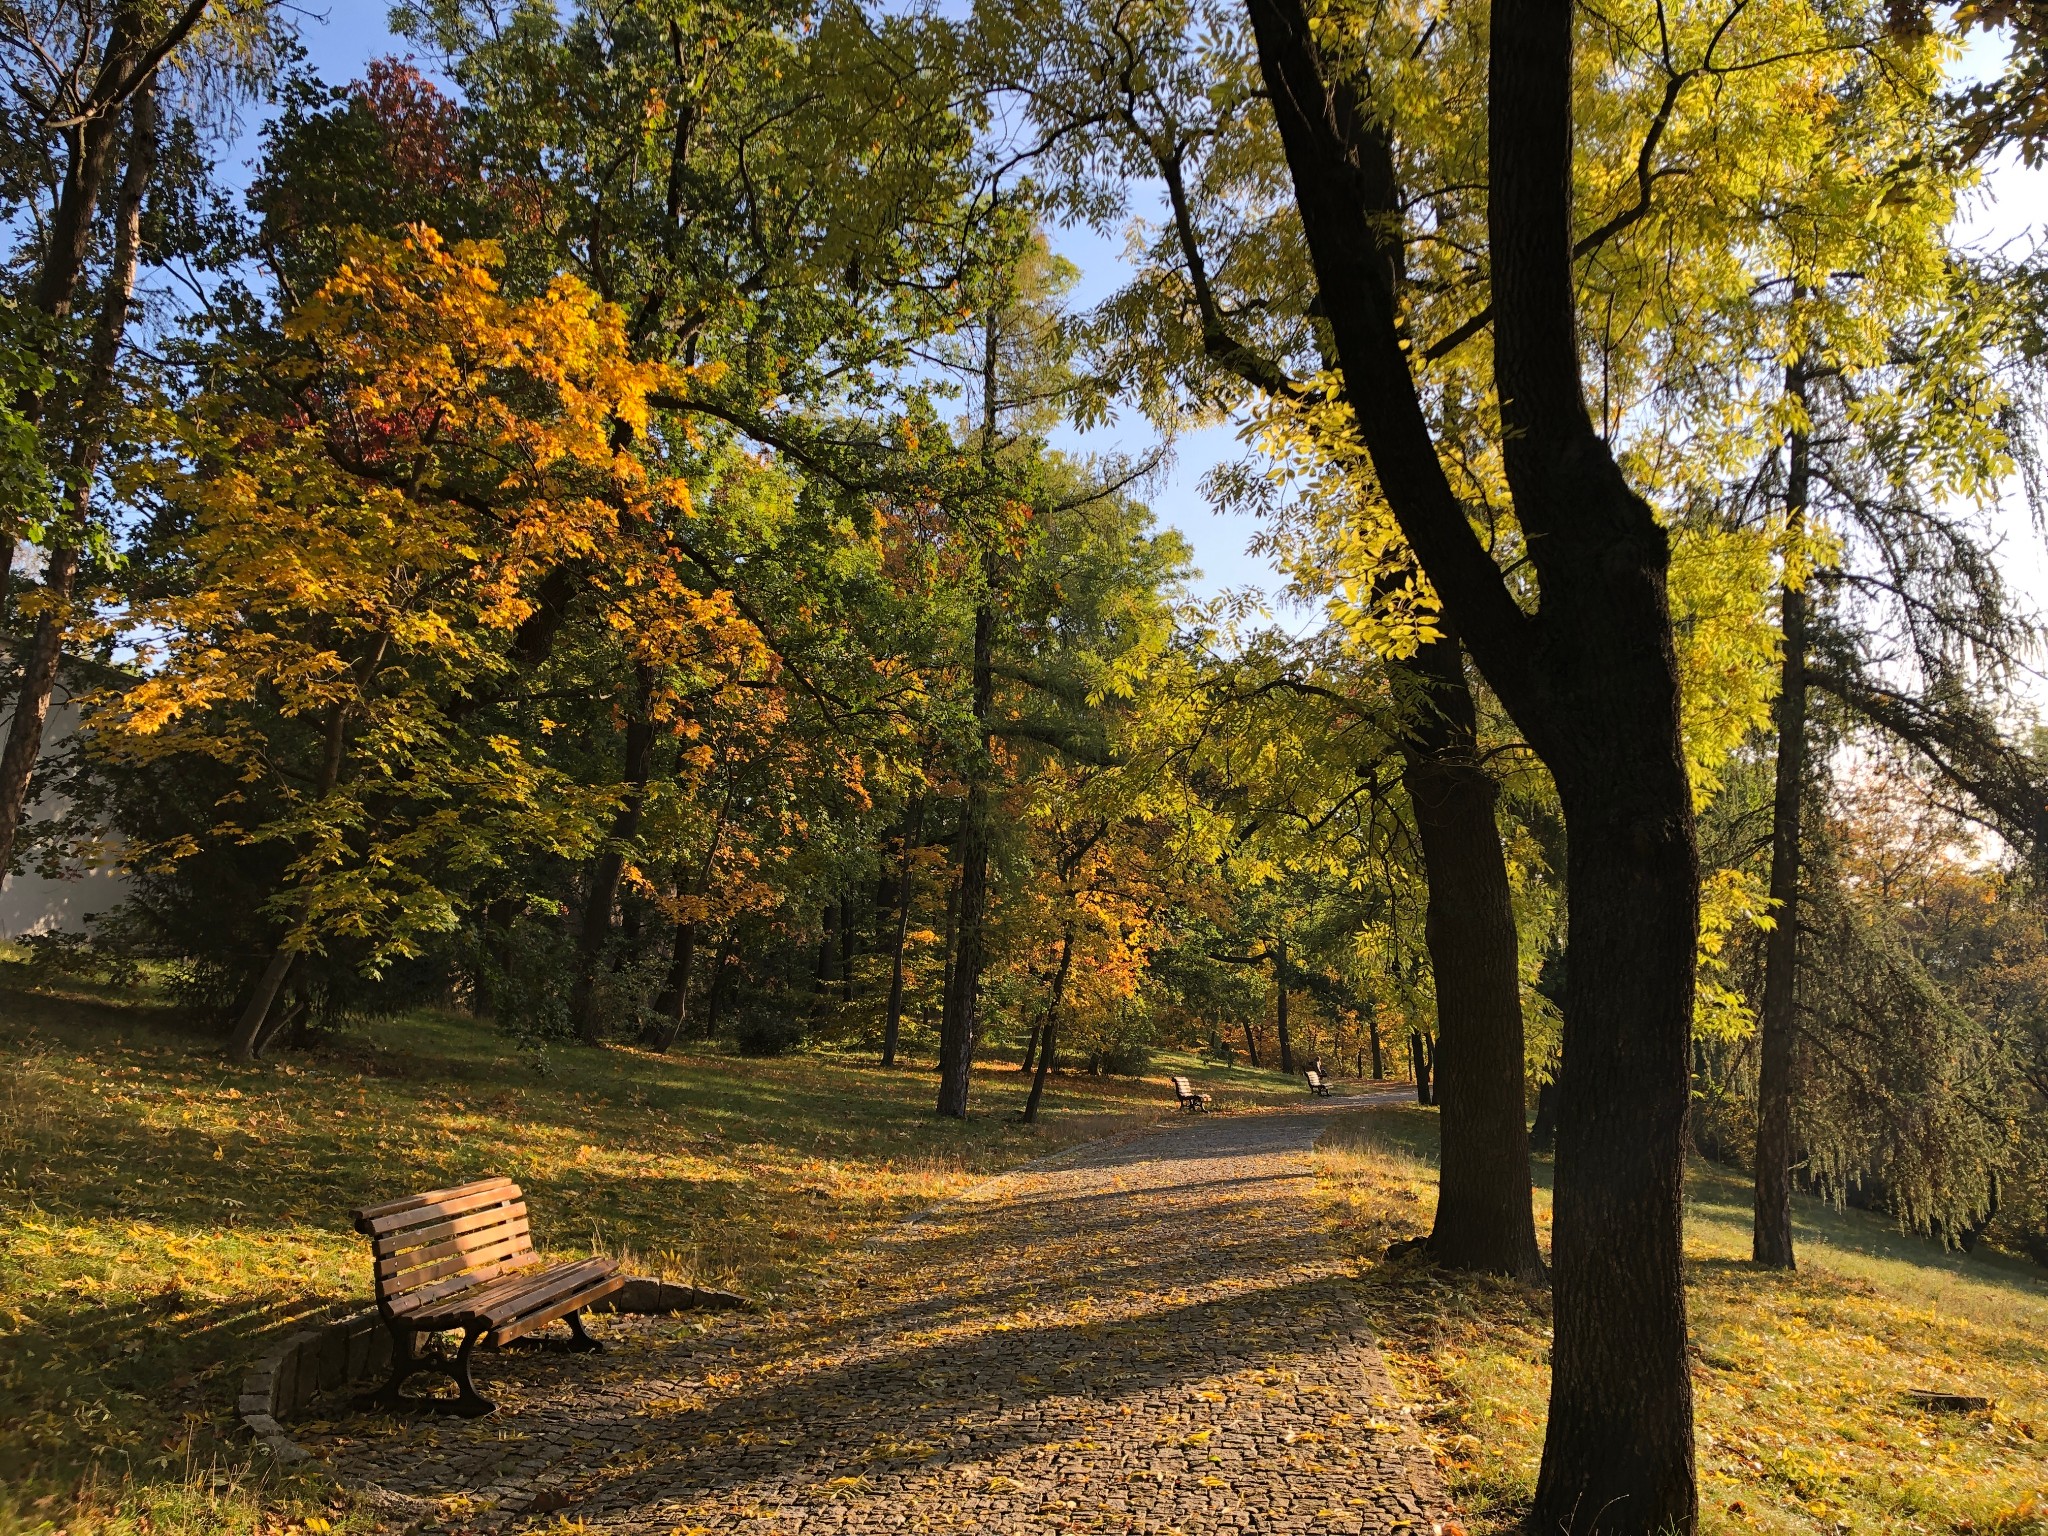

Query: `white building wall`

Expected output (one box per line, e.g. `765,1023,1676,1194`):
0,673,130,938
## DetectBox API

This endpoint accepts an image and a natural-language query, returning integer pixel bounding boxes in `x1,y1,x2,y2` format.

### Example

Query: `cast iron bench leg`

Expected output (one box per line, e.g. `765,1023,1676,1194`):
353,1319,495,1417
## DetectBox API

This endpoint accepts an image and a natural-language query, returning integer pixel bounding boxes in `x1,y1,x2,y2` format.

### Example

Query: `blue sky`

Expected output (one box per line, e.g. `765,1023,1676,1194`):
268,8,2048,612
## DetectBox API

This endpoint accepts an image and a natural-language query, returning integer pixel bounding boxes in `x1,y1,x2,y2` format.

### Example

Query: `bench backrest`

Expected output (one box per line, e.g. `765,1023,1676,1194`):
1305,1070,1323,1087
1172,1075,1194,1096
351,1175,540,1318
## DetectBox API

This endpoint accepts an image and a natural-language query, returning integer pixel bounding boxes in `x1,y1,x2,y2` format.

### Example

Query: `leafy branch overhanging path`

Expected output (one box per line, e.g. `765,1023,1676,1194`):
317,1097,1448,1533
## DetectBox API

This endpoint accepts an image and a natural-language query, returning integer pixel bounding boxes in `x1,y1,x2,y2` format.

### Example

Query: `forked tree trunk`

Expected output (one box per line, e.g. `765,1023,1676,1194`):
936,601,995,1119
1754,366,1811,1271
1403,636,1545,1279
1022,920,1075,1124
1246,0,1701,1521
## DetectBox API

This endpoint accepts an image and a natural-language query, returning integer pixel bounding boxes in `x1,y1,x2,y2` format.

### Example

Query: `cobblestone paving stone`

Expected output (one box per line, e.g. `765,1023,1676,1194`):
308,1097,1448,1534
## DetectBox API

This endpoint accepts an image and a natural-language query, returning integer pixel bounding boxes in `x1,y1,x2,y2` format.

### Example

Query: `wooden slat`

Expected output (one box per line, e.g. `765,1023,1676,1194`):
352,1176,516,1232
473,1258,617,1326
490,1270,626,1346
376,1215,532,1277
359,1180,524,1238
412,1257,616,1330
371,1201,528,1260
377,1226,533,1291
408,1257,602,1325
407,1261,614,1335
386,1251,543,1317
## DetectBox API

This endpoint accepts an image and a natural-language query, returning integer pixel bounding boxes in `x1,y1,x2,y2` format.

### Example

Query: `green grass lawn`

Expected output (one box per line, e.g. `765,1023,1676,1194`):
0,975,1302,1535
1316,1105,2048,1536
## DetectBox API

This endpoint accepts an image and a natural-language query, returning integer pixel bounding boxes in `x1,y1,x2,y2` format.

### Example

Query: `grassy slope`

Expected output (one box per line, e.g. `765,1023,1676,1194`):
0,977,1299,1534
1316,1106,2048,1536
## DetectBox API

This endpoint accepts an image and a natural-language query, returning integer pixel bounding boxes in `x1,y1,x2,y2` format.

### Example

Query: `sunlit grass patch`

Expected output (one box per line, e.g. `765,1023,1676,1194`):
1315,1107,2048,1536
0,981,1302,1534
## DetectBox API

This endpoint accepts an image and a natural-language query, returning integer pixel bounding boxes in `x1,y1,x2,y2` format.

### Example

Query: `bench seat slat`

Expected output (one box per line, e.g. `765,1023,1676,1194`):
371,1201,529,1259
386,1251,546,1317
353,1176,517,1232
488,1269,626,1346
409,1256,616,1329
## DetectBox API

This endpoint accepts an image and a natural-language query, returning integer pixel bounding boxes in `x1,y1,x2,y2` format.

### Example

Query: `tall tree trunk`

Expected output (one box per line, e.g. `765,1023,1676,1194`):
882,801,923,1066
1273,934,1295,1075
1020,1022,1041,1075
936,599,995,1118
1368,1007,1384,1080
1246,0,1702,1522
1403,636,1545,1278
1022,920,1076,1124
1241,1017,1260,1068
572,666,657,1044
1411,1031,1433,1105
1754,363,1811,1270
0,78,156,881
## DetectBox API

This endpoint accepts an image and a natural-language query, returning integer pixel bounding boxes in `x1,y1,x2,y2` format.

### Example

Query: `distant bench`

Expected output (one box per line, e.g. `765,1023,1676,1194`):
1172,1075,1212,1112
1305,1069,1333,1097
350,1175,624,1416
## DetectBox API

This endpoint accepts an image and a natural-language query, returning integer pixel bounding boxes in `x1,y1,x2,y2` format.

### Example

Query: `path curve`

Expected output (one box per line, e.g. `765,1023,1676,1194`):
315,1094,1448,1534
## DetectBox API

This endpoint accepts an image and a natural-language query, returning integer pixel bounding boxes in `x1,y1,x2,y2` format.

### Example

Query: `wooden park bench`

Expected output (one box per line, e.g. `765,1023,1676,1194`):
1305,1069,1334,1097
350,1175,625,1417
1171,1075,1212,1112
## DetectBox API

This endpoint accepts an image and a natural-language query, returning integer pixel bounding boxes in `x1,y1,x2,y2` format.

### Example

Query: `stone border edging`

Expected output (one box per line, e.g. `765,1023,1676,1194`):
238,1276,750,1464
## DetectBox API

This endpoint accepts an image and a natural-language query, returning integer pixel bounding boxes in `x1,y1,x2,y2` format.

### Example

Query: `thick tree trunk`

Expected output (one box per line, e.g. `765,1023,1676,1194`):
1537,791,1698,1532
936,601,996,1118
1022,921,1076,1124
1754,374,1810,1271
1403,637,1545,1279
573,667,657,1044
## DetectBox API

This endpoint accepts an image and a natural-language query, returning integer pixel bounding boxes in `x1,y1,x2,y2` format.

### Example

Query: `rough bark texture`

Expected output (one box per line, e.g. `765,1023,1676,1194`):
936,601,995,1118
1405,637,1546,1280
1245,0,1700,1523
1753,373,1811,1271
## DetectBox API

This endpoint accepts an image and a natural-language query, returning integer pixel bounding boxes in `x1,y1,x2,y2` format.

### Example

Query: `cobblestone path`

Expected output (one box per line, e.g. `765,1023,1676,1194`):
311,1098,1448,1534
